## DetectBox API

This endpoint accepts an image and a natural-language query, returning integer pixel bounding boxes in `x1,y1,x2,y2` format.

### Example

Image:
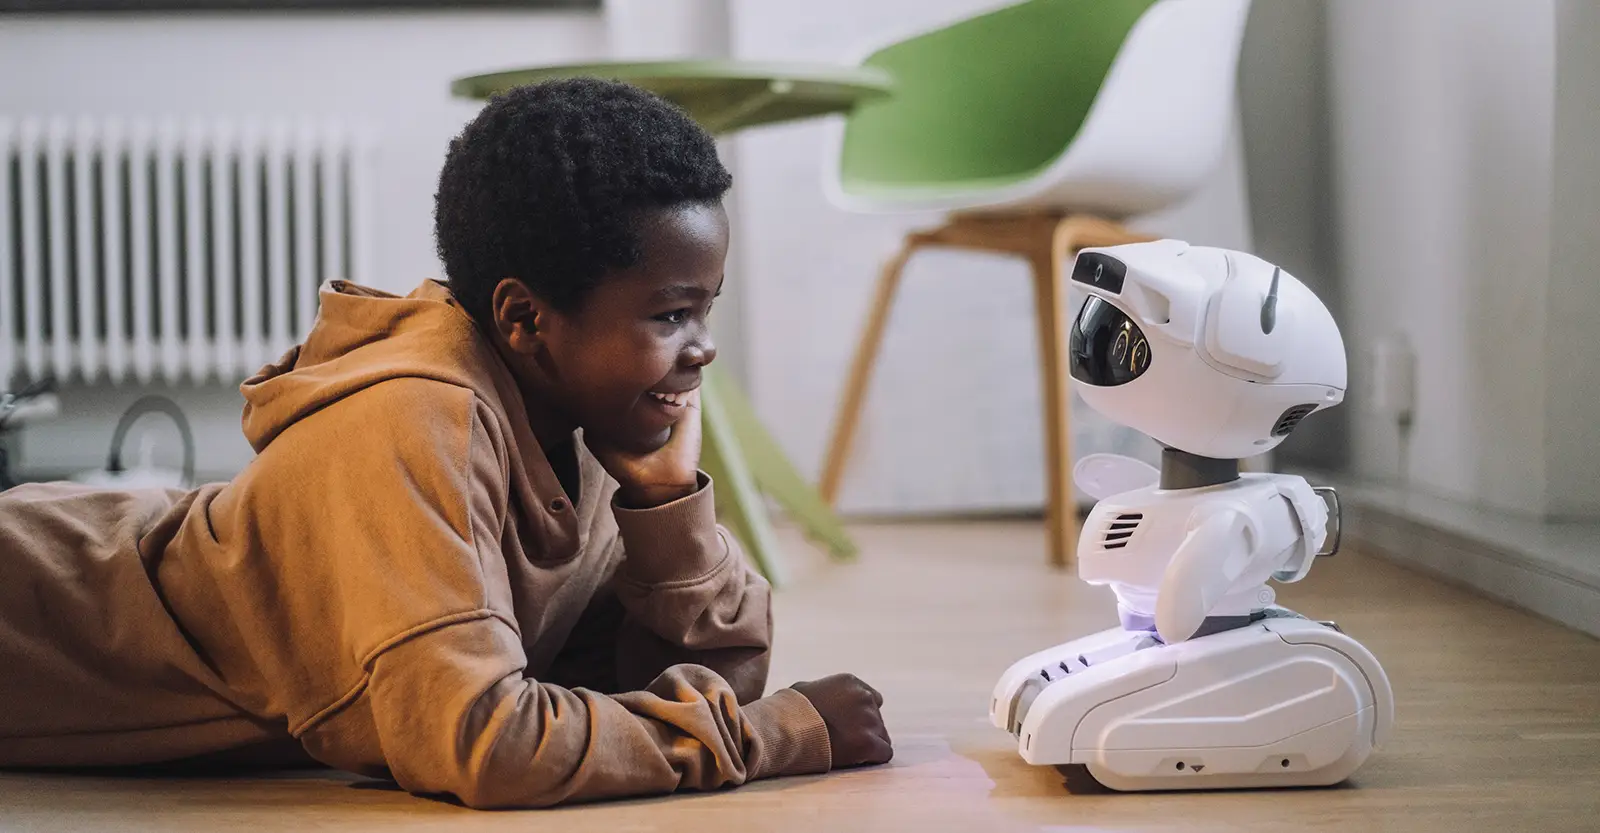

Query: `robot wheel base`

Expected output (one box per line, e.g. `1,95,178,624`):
999,618,1393,792
1077,708,1377,792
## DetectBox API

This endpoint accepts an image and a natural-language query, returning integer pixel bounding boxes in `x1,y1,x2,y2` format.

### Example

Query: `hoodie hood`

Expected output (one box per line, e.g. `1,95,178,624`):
239,280,501,453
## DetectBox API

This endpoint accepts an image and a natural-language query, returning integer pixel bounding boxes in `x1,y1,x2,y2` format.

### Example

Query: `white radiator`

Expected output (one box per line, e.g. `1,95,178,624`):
0,116,376,387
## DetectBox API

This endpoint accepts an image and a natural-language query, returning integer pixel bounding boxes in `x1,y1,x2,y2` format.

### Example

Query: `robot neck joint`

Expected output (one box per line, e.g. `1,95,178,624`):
1160,448,1241,490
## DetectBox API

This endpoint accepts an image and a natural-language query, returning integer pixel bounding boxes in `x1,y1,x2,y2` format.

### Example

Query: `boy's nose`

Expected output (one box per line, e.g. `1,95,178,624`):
687,335,716,367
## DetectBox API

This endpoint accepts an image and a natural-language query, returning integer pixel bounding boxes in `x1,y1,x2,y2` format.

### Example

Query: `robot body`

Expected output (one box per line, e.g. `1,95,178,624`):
1079,467,1332,645
992,238,1394,791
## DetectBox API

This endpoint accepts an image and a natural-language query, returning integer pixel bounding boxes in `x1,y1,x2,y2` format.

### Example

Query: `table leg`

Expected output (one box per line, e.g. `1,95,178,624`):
701,370,787,586
709,366,859,562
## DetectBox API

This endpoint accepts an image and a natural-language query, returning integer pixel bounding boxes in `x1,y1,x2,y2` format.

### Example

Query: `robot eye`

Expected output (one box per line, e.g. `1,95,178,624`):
1128,338,1150,374
1111,330,1130,362
1070,296,1152,387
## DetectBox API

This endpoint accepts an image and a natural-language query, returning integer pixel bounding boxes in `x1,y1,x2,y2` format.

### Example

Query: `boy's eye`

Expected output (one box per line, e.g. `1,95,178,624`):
657,309,689,324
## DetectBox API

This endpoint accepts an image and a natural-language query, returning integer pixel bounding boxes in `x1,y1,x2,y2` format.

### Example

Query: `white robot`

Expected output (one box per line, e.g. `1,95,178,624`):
991,239,1393,791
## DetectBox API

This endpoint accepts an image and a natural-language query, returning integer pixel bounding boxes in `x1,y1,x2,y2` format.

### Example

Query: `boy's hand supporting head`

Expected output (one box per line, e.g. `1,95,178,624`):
790,674,894,768
592,387,703,509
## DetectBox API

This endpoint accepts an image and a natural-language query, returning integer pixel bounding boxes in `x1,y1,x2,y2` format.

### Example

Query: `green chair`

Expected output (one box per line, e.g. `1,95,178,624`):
452,61,893,586
816,0,1253,567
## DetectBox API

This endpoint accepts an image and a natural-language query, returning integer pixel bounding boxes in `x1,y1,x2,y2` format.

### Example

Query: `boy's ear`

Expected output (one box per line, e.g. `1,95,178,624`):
490,277,551,354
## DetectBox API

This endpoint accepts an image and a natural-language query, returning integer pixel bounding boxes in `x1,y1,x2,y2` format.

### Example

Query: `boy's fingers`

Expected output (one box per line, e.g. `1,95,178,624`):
681,390,704,435
658,390,701,446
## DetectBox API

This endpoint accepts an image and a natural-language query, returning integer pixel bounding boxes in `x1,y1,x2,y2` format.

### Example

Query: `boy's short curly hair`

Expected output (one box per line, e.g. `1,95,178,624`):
433,77,732,323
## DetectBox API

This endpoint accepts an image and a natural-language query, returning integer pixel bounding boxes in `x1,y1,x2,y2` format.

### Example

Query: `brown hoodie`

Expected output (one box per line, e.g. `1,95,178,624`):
0,280,831,808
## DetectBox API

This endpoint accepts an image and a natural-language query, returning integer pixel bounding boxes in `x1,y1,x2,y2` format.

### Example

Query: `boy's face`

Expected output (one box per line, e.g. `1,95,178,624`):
493,202,729,455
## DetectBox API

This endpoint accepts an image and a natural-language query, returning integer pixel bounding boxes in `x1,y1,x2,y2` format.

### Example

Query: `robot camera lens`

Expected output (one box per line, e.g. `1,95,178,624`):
1071,251,1127,293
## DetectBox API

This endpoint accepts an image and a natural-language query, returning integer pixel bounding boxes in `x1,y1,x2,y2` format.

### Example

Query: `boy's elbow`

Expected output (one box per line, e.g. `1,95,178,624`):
418,688,680,810
446,771,565,811
374,672,589,809
407,728,586,810
439,746,682,810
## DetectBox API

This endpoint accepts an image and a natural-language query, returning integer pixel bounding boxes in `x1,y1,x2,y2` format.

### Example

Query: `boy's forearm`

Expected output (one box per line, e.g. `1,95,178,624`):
542,580,769,704
613,602,772,703
608,472,775,702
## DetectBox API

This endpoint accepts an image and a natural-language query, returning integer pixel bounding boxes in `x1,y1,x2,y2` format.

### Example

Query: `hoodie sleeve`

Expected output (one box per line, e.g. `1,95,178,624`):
600,475,779,706
300,390,830,809
361,619,831,809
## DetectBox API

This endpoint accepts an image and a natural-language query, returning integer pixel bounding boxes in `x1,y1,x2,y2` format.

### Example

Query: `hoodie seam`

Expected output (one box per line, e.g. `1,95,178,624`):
615,538,734,592
289,607,519,738
292,390,511,738
460,395,490,612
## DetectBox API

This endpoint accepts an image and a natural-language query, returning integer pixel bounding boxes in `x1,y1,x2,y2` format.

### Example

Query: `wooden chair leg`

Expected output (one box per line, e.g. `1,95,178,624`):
819,239,918,505
1041,215,1156,567
1030,251,1076,568
816,212,1151,568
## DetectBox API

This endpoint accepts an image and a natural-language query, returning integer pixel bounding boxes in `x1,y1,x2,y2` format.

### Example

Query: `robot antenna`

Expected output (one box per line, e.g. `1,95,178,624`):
1260,267,1281,335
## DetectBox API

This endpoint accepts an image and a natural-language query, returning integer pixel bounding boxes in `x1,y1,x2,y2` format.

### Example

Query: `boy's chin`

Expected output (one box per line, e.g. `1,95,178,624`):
595,427,672,456
637,428,673,453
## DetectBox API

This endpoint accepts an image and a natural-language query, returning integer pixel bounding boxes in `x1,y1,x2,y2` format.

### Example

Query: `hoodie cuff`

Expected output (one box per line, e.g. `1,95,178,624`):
744,688,833,780
611,471,729,587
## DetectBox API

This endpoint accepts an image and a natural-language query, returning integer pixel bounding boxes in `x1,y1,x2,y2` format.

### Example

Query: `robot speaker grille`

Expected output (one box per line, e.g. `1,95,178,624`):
1272,404,1319,437
1101,513,1144,551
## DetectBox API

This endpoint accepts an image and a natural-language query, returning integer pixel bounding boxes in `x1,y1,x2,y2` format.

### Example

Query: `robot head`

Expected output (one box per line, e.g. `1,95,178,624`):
1067,239,1346,460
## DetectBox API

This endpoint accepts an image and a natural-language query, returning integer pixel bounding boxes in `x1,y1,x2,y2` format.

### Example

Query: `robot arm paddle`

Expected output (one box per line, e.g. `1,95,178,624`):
1154,504,1258,644
1074,453,1161,502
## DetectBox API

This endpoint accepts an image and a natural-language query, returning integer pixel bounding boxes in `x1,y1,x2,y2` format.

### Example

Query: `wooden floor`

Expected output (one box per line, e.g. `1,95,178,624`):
4,520,1598,832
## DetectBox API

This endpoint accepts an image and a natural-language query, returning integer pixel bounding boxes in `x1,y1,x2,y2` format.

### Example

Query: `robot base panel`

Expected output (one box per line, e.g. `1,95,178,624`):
991,615,1393,791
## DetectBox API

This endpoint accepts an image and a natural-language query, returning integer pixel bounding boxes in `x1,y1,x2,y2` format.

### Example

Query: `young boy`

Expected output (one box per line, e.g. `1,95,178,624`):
0,78,891,809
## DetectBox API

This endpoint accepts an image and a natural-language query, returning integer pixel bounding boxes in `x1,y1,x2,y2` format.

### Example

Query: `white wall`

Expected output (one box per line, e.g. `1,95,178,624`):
1544,0,1600,519
1325,0,1556,517
726,0,1255,515
1235,0,1345,473
1,8,605,480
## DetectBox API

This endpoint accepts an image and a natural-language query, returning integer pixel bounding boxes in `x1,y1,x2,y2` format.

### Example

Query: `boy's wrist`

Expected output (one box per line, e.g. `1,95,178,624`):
617,479,700,509
611,471,727,586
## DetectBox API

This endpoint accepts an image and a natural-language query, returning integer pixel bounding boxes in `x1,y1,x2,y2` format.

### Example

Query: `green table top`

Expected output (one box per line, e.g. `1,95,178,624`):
450,59,893,135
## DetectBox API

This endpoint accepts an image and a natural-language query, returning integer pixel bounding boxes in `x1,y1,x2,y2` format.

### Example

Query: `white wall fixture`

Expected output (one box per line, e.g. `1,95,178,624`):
1,116,377,388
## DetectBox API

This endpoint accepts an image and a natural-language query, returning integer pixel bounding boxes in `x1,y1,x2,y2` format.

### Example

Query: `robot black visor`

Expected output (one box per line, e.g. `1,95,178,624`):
1070,295,1152,387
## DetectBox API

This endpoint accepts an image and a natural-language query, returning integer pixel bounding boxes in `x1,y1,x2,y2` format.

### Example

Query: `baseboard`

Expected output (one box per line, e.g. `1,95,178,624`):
1298,470,1600,640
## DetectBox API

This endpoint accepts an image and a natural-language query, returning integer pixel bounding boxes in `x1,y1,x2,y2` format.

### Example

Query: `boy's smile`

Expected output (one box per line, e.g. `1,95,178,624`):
489,201,729,457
